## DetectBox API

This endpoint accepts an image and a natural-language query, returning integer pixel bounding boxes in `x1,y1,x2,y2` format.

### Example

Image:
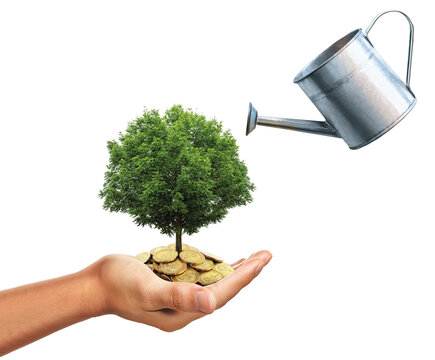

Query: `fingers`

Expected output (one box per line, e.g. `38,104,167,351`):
208,250,272,309
231,258,246,269
151,281,217,314
153,250,273,331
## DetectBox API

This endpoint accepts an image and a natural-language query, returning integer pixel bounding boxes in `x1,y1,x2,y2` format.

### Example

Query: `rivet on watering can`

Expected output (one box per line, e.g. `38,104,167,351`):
246,10,416,150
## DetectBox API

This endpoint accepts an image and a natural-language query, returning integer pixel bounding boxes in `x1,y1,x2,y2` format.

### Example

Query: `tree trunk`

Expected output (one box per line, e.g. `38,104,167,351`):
175,229,182,253
175,217,182,253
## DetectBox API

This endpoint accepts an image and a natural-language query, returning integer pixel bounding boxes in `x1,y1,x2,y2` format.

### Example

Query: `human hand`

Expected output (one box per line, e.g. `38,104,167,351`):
84,250,272,332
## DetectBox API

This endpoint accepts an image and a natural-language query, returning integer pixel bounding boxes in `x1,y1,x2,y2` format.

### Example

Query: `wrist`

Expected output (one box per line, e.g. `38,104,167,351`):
79,260,108,318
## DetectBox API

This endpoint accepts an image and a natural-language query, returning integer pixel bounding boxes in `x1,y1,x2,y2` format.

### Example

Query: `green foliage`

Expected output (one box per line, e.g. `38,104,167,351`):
99,105,255,239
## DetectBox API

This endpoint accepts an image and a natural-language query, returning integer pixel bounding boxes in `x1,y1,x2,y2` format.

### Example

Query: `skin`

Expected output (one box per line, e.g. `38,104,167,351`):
0,250,272,356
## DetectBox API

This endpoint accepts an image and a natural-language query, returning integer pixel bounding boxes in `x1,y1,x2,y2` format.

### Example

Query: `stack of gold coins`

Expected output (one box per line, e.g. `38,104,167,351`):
135,244,234,285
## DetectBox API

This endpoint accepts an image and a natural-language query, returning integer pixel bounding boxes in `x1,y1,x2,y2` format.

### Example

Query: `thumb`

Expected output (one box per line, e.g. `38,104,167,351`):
157,282,217,314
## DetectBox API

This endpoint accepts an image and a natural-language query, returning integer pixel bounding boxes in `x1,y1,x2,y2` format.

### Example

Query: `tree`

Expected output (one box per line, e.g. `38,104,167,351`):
99,105,255,253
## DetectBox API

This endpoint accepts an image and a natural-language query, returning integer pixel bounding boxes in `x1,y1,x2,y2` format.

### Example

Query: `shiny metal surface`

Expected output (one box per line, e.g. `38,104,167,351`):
246,10,416,150
246,103,339,137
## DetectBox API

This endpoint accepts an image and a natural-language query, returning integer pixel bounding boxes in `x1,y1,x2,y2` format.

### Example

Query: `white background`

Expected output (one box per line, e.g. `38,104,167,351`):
0,0,433,359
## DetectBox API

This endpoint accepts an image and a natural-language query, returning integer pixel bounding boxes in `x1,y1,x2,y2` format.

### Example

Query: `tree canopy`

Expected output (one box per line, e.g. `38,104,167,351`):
99,105,255,250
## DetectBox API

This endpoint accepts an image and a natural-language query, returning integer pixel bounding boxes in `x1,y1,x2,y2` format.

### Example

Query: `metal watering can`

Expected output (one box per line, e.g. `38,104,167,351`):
246,10,416,149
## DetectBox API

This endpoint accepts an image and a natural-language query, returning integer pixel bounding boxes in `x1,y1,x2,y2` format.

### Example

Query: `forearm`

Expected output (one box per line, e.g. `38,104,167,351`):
0,266,104,356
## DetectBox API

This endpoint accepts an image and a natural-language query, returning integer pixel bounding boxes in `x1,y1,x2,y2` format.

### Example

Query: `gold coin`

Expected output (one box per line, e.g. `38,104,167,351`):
172,267,200,283
214,262,234,277
135,252,150,263
168,243,190,251
201,251,223,263
191,259,214,272
158,273,172,281
189,246,199,252
159,259,187,276
153,249,178,263
179,250,205,265
150,246,169,256
152,261,161,273
198,270,223,286
146,264,154,271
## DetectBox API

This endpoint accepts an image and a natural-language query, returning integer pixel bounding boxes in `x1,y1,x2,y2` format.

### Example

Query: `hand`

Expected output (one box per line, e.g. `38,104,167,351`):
84,250,272,332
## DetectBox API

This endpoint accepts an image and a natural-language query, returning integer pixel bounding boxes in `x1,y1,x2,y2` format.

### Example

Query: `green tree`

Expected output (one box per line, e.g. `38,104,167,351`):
99,105,255,253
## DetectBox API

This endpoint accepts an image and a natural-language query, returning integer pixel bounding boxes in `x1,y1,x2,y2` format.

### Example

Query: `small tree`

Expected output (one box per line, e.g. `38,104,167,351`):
99,105,255,253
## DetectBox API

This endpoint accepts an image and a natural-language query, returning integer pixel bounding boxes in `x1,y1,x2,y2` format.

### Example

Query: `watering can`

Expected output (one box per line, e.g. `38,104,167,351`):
246,10,416,149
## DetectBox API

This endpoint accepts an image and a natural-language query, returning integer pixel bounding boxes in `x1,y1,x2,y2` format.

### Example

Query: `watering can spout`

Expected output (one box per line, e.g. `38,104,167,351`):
246,103,340,138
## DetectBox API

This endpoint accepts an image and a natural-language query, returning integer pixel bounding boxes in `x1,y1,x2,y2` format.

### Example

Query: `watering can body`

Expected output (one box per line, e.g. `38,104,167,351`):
247,10,416,149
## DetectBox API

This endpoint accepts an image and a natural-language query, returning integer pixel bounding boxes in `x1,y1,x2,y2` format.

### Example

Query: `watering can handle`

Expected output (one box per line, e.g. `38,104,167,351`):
365,10,414,89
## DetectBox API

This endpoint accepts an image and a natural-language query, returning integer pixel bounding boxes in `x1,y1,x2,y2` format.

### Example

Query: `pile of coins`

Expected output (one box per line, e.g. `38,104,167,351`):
135,243,234,285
